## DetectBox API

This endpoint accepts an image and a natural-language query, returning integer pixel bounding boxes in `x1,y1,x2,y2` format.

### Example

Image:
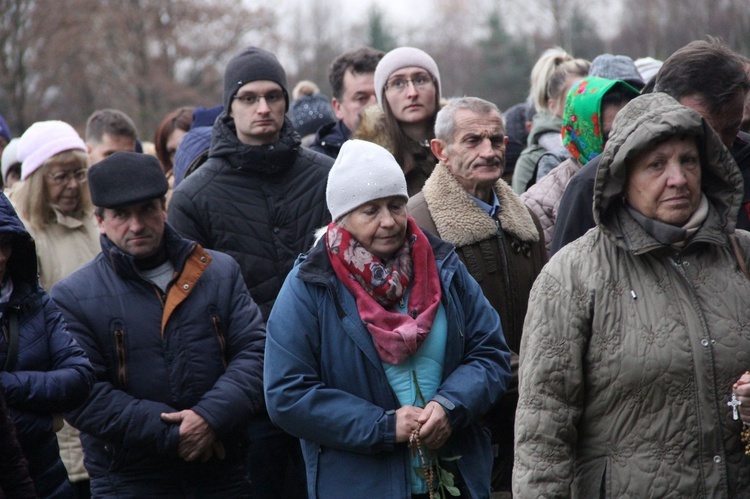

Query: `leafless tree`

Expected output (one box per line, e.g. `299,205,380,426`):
0,0,273,139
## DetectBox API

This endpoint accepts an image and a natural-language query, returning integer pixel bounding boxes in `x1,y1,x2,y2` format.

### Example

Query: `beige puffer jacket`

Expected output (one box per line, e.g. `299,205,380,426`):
514,93,750,498
520,157,583,254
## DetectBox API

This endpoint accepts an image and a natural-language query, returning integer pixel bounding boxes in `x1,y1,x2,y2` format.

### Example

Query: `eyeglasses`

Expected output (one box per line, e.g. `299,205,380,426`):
46,169,87,186
232,91,285,107
385,73,433,93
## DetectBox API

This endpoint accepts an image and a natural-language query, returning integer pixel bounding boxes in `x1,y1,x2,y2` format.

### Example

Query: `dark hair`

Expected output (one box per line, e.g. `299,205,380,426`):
601,85,640,110
381,77,440,174
328,47,385,100
85,109,138,144
154,107,194,172
655,37,750,117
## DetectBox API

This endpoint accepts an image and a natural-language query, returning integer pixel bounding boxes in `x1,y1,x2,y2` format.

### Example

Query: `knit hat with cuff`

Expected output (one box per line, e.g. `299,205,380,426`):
374,47,441,108
223,47,289,112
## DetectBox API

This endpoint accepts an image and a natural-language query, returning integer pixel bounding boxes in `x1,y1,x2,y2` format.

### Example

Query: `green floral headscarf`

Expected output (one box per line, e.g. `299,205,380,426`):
562,76,639,165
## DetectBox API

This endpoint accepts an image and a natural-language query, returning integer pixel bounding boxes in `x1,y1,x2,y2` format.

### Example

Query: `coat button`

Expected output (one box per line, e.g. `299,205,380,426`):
200,256,207,262
183,284,190,290
713,455,722,463
701,339,709,347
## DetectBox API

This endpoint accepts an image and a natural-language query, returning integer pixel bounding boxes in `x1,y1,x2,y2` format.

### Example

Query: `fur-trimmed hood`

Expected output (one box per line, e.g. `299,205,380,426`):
353,105,394,153
418,163,540,245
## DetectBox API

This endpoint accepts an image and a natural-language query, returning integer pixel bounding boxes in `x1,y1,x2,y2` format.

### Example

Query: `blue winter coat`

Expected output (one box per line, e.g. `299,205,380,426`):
50,223,266,497
0,194,94,498
264,232,511,499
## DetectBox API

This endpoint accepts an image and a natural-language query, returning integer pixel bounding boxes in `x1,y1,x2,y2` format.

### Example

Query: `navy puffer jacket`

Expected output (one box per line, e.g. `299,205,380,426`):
168,113,333,321
0,194,94,498
51,224,266,496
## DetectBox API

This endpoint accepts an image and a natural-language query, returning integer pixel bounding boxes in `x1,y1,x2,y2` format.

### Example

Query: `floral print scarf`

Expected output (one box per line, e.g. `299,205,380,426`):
562,76,640,165
326,217,442,365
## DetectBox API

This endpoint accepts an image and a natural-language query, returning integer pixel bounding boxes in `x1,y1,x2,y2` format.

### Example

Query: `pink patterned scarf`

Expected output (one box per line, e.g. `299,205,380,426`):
326,217,442,365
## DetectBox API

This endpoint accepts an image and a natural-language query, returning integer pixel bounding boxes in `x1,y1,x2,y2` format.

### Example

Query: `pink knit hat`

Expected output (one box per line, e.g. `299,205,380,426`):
17,120,86,180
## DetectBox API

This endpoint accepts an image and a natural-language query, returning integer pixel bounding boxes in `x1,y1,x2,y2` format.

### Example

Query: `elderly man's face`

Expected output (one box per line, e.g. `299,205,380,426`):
433,109,507,198
625,135,702,226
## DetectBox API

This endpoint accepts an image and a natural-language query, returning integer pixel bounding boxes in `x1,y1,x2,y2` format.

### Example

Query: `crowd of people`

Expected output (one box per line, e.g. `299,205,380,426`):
0,34,750,499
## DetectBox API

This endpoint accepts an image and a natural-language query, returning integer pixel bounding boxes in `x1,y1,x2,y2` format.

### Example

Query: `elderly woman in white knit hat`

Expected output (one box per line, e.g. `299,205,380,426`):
10,120,100,496
355,47,442,196
264,139,510,498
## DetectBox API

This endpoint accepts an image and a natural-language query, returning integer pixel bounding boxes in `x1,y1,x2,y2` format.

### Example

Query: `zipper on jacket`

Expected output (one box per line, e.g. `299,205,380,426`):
211,314,228,370
114,327,127,389
494,219,518,336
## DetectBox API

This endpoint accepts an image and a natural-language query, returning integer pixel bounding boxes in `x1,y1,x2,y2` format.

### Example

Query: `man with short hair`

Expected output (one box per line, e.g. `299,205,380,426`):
51,152,266,497
85,109,138,165
407,96,547,495
169,46,332,497
310,46,384,158
552,37,750,253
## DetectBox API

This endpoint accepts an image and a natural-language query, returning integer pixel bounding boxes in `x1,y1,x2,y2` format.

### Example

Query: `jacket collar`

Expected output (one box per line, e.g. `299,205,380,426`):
209,113,301,176
313,119,351,149
615,201,727,255
421,162,540,246
101,223,195,281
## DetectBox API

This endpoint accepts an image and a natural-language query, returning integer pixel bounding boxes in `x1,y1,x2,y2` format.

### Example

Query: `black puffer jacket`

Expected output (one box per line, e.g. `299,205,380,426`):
168,114,333,320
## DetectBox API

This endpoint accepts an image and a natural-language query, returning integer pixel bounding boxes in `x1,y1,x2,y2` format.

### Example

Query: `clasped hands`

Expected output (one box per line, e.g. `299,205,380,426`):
734,372,750,424
395,401,451,449
161,409,225,463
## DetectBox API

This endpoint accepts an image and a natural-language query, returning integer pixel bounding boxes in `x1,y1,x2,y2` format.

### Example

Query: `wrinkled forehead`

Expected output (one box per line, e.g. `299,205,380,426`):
453,109,505,135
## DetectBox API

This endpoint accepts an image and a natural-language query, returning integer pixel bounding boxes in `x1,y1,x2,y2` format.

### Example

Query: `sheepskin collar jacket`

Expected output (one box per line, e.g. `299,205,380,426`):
407,163,547,354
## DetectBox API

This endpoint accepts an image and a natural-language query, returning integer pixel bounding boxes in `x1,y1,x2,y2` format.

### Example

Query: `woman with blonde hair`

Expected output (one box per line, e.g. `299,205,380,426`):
13,121,98,292
512,48,590,194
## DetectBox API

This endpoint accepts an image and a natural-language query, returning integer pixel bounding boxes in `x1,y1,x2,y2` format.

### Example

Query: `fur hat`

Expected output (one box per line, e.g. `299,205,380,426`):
88,152,168,208
589,54,645,90
326,139,407,221
17,121,86,180
374,47,441,108
223,47,289,112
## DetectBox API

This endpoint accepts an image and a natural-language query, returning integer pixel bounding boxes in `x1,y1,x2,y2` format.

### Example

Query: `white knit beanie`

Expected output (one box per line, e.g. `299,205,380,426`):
374,47,441,108
17,120,87,180
326,139,408,221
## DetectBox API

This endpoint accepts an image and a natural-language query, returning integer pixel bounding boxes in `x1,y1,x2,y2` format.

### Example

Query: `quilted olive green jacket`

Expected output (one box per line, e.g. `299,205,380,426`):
514,93,750,498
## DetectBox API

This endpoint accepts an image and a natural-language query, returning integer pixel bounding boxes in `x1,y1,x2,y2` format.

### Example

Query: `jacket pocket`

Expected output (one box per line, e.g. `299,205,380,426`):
210,311,227,370
113,322,127,389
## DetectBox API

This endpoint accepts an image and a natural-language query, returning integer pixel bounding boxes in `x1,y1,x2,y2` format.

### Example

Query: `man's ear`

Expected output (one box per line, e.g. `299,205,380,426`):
331,98,345,121
430,138,449,164
95,212,106,235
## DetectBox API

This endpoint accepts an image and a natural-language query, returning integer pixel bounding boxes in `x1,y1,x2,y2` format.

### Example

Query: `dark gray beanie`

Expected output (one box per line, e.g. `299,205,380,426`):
88,152,169,208
223,47,289,112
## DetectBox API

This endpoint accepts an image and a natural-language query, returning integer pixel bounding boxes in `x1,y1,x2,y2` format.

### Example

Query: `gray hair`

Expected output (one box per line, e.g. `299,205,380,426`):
434,97,503,144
